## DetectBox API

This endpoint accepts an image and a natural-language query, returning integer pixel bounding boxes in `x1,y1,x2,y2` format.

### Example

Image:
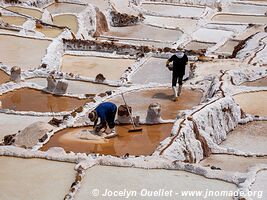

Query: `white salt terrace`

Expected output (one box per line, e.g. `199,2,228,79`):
76,166,237,200
0,34,51,70
104,24,182,43
132,57,172,84
221,121,267,154
251,170,267,199
185,41,215,50
141,3,205,18
27,78,117,95
225,3,267,15
45,3,86,14
0,113,51,141
212,14,267,24
0,157,76,200
215,40,240,56
191,28,233,43
61,55,136,81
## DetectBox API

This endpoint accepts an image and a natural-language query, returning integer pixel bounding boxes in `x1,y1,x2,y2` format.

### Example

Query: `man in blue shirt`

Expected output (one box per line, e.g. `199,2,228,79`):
88,102,117,136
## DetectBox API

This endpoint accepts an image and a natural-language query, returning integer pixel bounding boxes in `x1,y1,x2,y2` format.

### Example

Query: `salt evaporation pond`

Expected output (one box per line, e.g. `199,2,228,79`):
0,70,9,84
226,3,267,15
215,40,240,55
61,55,135,81
105,24,182,42
53,14,78,34
200,154,267,173
233,91,267,116
221,121,267,154
0,88,91,112
251,170,267,199
141,3,205,18
0,35,51,69
192,28,233,43
76,166,237,200
0,113,51,141
42,124,173,156
36,27,63,38
110,88,203,120
26,78,117,95
185,41,215,50
242,76,267,87
5,6,42,19
0,15,27,26
212,14,267,24
45,3,86,14
0,157,76,200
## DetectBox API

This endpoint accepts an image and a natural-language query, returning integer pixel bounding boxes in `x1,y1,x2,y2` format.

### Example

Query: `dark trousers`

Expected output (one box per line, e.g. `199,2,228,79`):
106,107,117,129
172,73,183,87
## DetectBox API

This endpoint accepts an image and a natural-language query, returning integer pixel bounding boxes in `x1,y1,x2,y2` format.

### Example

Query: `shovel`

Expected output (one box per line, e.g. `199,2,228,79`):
121,93,143,133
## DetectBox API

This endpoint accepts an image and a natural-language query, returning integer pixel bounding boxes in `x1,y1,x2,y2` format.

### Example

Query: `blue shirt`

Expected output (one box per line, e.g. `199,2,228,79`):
95,102,117,124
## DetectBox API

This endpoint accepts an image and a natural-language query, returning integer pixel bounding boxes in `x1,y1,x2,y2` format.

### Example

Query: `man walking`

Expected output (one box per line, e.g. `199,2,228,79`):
88,102,117,137
166,49,188,101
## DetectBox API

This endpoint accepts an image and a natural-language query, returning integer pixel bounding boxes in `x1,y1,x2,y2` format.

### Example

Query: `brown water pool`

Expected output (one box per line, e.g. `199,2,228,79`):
36,26,63,38
5,6,42,19
41,123,173,156
0,88,92,112
0,16,27,26
233,91,267,116
185,41,215,50
45,3,86,14
212,14,267,24
242,76,267,87
110,88,203,120
0,70,9,84
53,14,78,34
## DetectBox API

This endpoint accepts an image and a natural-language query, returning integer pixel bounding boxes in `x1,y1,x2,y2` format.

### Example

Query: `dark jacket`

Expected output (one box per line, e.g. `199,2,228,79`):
95,102,117,126
168,53,188,76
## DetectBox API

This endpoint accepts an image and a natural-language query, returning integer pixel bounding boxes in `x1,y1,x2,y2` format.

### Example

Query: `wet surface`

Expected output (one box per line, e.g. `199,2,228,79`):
41,123,173,156
185,41,215,50
0,157,75,200
0,35,51,69
0,88,91,113
53,14,78,34
36,27,63,38
61,55,135,81
85,0,109,10
212,14,267,24
141,3,205,18
26,78,117,95
45,3,86,14
242,76,267,87
0,16,27,26
221,121,267,154
233,91,267,116
5,6,42,19
200,154,267,173
110,88,203,120
76,166,236,200
0,70,9,85
215,40,240,55
105,24,182,42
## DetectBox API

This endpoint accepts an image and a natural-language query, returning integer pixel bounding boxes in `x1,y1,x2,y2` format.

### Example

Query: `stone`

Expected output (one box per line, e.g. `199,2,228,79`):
117,104,132,124
48,118,63,127
95,74,106,83
54,80,68,94
46,75,57,92
146,103,163,124
10,66,21,82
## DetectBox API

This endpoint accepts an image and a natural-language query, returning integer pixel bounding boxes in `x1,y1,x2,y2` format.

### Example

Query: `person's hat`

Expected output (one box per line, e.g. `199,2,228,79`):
88,110,97,122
